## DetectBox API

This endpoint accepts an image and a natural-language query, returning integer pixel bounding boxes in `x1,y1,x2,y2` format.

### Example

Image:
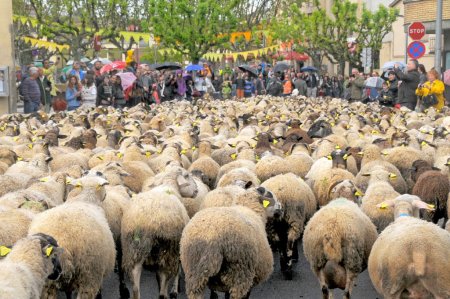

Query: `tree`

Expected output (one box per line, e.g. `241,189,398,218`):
148,0,240,63
272,0,398,75
28,0,130,60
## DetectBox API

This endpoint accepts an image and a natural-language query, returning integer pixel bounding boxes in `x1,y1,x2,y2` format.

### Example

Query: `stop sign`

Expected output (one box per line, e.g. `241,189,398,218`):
409,22,426,40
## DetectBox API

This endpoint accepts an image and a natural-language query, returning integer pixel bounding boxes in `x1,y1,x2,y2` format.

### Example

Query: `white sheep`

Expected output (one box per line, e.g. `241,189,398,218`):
28,176,116,299
303,198,378,299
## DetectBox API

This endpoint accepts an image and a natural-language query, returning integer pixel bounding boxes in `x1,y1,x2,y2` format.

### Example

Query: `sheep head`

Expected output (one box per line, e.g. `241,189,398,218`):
377,194,434,219
307,120,332,139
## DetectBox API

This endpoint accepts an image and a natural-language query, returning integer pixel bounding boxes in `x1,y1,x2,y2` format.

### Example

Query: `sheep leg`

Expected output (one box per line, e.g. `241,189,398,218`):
292,239,299,263
65,291,73,299
316,268,331,299
117,240,130,299
210,290,219,299
131,263,143,299
158,271,170,299
225,292,230,299
169,269,180,299
343,271,357,299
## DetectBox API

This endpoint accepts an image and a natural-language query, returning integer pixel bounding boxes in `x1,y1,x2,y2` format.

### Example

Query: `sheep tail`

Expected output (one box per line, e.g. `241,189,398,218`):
412,250,426,277
183,242,223,295
323,260,347,290
323,233,343,263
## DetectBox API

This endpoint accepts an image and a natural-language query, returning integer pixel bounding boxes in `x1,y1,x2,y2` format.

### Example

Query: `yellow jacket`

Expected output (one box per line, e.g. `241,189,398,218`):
416,79,445,111
43,66,58,96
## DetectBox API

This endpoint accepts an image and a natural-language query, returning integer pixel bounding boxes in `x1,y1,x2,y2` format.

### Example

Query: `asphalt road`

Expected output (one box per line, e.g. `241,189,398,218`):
58,241,381,299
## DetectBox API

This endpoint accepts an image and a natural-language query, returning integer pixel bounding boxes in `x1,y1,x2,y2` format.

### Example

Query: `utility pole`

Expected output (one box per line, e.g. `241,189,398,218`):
435,0,443,73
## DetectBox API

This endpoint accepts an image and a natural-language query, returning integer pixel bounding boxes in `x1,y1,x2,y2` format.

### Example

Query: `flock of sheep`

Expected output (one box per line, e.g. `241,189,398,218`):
1,95,450,299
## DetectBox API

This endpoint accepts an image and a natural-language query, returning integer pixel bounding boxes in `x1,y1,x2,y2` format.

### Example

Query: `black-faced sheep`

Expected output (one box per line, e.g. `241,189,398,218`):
0,233,63,299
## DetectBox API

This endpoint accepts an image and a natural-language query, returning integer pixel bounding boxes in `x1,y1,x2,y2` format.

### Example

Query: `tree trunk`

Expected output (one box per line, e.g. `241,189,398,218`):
339,60,346,76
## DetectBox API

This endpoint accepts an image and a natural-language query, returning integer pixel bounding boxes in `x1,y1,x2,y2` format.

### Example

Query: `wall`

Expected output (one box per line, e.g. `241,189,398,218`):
404,0,450,25
0,0,16,114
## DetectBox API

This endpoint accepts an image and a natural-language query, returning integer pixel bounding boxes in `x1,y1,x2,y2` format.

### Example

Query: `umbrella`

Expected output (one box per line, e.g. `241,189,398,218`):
90,58,111,65
238,65,258,77
382,61,406,71
154,62,182,71
185,64,204,72
80,57,90,63
149,63,160,70
443,69,450,86
301,66,318,72
61,66,72,74
273,62,290,74
100,61,127,74
116,72,137,90
66,60,74,66
365,77,384,88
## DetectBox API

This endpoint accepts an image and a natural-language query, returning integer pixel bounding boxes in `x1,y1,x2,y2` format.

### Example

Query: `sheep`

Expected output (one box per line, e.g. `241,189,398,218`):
199,185,247,210
0,147,17,174
355,159,407,194
216,167,259,189
411,160,450,226
261,173,317,280
215,159,256,186
312,164,355,207
28,176,116,299
49,152,90,173
188,141,220,188
5,153,52,180
284,147,314,179
368,195,450,299
121,172,191,299
255,155,292,183
328,179,363,203
0,209,34,249
0,233,63,299
382,146,430,179
360,167,400,232
303,198,378,299
180,187,282,299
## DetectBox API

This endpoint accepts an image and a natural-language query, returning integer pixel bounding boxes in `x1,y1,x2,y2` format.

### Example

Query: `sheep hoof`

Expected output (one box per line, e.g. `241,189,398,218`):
282,269,293,280
169,292,178,299
119,285,130,299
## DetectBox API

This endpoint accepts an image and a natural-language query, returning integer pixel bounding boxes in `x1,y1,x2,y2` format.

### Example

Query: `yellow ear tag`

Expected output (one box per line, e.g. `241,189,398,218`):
27,144,33,149
192,146,196,150
32,137,37,142
263,200,270,208
75,182,82,188
39,177,49,182
97,156,104,160
65,178,72,185
355,190,364,197
180,149,187,155
346,125,350,129
327,155,333,160
117,153,123,158
427,204,435,209
13,136,19,142
214,127,219,133
0,246,11,257
421,141,427,147
357,152,364,156
380,203,388,209
255,155,260,162
145,151,151,158
17,157,23,161
45,246,53,257
335,145,340,149
382,152,388,156
372,130,379,135
359,133,364,138
273,139,278,145
106,121,111,125
343,154,348,160
230,153,237,160
389,173,397,179
157,150,162,154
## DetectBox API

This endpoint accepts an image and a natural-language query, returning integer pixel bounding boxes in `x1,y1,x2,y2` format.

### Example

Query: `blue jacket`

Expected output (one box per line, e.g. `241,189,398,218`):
66,86,81,108
244,80,255,95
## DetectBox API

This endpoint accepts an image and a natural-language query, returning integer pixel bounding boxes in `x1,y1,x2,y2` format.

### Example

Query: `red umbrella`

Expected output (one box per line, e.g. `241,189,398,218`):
100,61,127,74
273,51,309,61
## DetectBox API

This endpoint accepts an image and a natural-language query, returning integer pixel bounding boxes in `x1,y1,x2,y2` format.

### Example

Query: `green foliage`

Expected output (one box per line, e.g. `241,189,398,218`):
26,0,138,59
272,0,398,74
148,0,240,63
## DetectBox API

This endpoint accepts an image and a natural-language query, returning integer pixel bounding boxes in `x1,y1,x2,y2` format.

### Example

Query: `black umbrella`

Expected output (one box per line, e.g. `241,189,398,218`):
273,62,289,74
300,66,318,72
154,62,182,71
238,65,258,77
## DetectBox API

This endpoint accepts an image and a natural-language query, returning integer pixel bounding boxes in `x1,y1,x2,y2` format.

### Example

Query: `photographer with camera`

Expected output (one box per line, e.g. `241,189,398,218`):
416,69,445,112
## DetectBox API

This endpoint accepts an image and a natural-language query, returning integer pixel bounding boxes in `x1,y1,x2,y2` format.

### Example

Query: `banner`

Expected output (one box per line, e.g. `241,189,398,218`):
202,45,280,61
22,37,69,52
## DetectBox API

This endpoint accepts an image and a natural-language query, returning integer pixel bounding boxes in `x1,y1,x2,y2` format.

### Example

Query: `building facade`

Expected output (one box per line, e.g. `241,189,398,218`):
380,0,450,72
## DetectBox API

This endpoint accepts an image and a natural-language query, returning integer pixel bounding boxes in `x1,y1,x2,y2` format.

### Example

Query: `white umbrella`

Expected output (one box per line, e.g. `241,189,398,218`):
90,58,111,65
66,60,74,66
80,57,90,63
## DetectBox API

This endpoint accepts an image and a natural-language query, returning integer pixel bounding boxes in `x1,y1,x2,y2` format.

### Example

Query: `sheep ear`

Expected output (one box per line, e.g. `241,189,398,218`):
256,186,265,195
57,135,68,139
413,199,435,211
245,181,253,189
45,156,53,163
361,173,371,177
